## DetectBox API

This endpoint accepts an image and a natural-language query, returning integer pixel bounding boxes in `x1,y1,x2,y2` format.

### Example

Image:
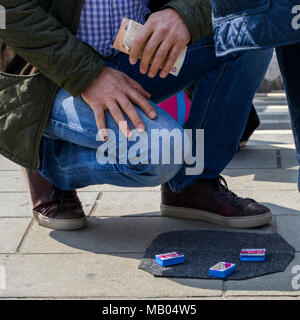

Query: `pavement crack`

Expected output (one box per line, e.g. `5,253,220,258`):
16,218,35,253
88,192,103,217
276,150,282,168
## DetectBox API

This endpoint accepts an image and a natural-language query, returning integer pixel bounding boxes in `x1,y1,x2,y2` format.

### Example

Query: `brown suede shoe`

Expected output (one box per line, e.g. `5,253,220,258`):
23,169,87,230
161,176,272,228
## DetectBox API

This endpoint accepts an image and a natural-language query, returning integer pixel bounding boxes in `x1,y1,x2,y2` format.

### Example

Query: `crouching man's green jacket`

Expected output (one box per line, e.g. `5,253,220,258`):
0,0,212,169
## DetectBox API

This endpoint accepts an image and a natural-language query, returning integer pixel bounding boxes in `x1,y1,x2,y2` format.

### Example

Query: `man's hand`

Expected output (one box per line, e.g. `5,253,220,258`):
81,67,157,140
129,8,191,79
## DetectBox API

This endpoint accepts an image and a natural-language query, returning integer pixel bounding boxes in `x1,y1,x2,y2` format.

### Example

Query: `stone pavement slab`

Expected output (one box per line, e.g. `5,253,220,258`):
92,189,300,218
259,113,291,123
223,168,298,190
77,192,100,216
81,184,160,192
20,217,274,254
233,190,300,216
254,93,287,104
0,191,99,218
0,171,26,192
258,123,291,131
0,193,31,217
247,133,294,146
277,216,300,251
0,253,222,298
224,254,300,297
227,149,277,169
0,156,19,171
0,218,31,253
281,149,298,168
93,191,161,217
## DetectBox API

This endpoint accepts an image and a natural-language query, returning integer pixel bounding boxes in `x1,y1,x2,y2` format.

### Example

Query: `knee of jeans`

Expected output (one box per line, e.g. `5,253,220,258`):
120,162,183,187
146,164,183,186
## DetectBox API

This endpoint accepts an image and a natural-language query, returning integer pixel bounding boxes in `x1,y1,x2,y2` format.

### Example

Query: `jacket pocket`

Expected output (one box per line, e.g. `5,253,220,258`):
0,71,54,168
212,0,271,24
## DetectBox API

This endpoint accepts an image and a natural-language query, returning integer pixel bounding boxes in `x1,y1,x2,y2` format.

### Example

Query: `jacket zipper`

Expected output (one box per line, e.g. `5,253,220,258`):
36,0,85,168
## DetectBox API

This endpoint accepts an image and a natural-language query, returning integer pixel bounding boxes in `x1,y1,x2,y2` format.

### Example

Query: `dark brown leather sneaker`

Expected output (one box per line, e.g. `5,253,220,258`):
23,169,87,231
161,176,272,228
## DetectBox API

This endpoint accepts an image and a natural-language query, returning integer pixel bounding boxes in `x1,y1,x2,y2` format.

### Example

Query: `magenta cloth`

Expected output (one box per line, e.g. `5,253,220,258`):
159,92,191,124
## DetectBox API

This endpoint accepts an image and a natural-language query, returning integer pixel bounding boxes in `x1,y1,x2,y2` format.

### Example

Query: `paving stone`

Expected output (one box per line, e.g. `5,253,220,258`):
227,149,277,169
254,95,287,105
258,123,291,130
94,191,161,217
81,184,160,192
0,156,19,171
224,253,300,296
20,217,274,254
254,103,288,109
221,296,300,300
277,216,300,251
94,190,299,218
0,218,31,253
234,190,300,216
259,114,291,123
254,98,287,104
0,171,26,192
77,192,100,216
257,110,289,115
0,193,31,217
223,168,298,191
0,254,222,298
0,191,98,218
248,134,295,146
281,149,298,168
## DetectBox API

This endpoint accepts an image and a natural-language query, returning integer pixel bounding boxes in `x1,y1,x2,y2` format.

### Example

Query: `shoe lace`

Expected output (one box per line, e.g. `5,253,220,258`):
213,176,244,208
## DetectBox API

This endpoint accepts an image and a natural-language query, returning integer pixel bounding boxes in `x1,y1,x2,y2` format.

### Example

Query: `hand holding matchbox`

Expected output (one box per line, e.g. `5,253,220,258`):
113,18,187,77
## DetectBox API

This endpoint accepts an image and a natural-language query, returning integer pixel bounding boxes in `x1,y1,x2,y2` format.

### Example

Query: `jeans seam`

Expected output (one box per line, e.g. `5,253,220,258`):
47,119,97,140
78,165,118,173
42,132,60,140
199,61,228,129
187,45,215,54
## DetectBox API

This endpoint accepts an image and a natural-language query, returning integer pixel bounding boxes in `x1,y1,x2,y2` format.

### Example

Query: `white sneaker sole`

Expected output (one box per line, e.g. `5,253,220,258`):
33,211,87,231
161,204,272,229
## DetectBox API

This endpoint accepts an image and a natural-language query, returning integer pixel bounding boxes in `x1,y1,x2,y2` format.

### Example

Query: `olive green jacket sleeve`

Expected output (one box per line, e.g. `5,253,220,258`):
0,0,105,97
163,0,213,44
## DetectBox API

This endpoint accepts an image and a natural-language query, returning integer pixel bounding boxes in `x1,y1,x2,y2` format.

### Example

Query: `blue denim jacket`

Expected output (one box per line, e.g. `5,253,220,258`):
211,0,300,56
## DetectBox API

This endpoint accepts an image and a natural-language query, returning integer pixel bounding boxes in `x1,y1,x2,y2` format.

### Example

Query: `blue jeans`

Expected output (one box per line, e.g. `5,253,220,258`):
38,35,273,191
276,45,300,191
210,0,300,191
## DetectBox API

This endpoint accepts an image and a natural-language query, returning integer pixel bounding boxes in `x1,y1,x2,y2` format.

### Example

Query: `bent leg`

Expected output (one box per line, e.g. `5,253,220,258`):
39,91,186,190
109,38,273,192
40,36,272,191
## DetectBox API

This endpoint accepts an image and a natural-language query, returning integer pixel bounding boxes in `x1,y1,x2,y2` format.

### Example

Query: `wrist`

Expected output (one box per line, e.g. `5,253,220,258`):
161,4,192,44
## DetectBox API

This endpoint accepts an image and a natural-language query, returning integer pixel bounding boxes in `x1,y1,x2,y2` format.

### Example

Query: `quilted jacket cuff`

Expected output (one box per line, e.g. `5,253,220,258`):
162,0,213,44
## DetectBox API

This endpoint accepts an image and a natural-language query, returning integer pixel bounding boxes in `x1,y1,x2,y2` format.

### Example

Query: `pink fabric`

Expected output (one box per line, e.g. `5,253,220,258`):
159,92,191,123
